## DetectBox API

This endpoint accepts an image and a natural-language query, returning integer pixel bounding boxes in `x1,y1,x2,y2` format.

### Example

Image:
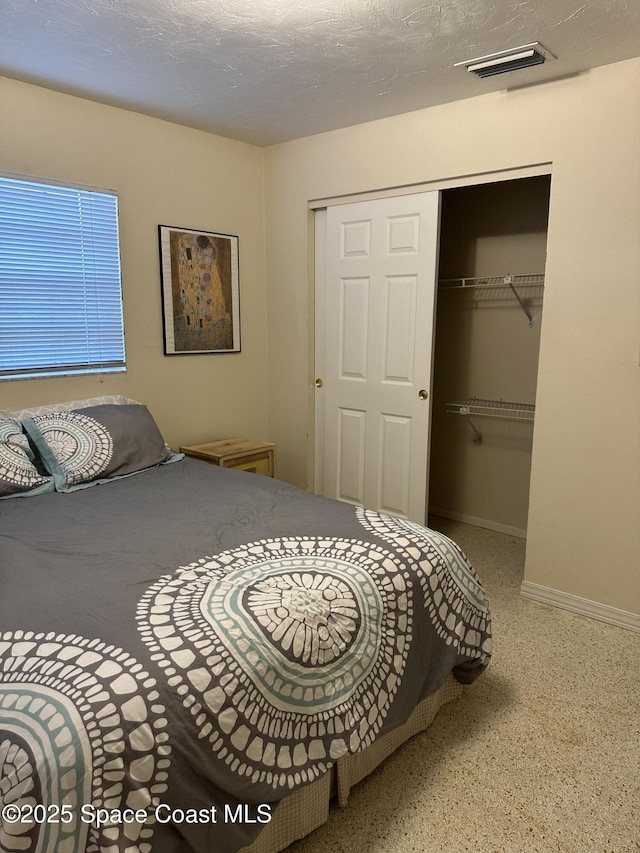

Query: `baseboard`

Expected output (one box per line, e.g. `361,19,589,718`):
520,581,640,633
428,507,527,539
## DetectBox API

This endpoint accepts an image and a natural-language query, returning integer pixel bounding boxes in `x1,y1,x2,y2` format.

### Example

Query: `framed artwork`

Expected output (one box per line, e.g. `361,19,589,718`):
158,225,241,355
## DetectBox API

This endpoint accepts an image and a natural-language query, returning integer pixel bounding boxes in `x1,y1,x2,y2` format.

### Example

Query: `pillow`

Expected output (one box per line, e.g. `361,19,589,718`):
0,417,54,499
2,394,141,421
23,404,172,492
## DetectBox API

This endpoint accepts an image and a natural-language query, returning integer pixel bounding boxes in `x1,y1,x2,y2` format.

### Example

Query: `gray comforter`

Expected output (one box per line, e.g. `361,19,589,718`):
0,458,491,852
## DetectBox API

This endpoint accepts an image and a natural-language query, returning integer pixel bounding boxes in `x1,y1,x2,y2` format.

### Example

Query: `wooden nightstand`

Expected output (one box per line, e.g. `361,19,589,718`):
179,438,276,477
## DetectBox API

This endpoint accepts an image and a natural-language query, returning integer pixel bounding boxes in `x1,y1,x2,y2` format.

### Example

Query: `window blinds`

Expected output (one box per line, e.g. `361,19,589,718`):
0,175,126,379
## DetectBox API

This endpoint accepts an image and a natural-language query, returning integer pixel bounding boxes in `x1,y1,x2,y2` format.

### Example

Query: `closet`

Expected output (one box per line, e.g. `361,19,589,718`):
428,176,551,537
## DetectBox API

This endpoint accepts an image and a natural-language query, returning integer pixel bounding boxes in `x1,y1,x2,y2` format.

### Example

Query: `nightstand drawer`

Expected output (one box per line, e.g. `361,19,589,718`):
226,452,273,476
180,438,276,477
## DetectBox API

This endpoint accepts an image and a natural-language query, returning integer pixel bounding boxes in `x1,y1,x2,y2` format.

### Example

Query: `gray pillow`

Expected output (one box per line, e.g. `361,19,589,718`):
0,417,54,498
23,404,172,492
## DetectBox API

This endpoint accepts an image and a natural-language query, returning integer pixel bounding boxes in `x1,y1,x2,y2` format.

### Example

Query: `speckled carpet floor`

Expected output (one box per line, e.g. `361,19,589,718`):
289,519,640,853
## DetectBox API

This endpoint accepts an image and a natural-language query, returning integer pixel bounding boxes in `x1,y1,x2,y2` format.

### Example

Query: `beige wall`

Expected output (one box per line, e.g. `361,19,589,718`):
0,77,267,450
1,64,638,618
264,59,640,615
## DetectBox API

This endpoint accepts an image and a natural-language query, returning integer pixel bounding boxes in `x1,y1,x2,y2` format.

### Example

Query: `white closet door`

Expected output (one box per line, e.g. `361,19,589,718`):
316,192,440,524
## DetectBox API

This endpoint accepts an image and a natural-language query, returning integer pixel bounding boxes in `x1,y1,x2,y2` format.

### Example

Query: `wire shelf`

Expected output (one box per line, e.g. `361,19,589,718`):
438,273,544,326
439,273,544,290
446,398,535,422
446,398,535,445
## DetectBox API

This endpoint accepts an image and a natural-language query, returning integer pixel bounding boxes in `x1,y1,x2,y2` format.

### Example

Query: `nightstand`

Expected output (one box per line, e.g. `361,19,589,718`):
179,438,276,477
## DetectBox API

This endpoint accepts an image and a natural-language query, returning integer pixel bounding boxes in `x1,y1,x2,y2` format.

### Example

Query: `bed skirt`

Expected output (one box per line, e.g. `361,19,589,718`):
241,674,464,853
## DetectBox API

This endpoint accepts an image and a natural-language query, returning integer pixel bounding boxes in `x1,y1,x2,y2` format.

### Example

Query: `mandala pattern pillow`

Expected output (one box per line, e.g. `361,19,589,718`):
0,417,54,498
23,404,172,492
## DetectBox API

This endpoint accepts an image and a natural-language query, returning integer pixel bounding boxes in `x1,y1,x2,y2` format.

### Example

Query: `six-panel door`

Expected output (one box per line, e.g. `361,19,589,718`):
318,192,440,523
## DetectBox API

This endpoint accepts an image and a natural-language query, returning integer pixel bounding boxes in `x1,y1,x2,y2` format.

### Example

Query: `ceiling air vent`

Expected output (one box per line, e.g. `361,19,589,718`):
455,43,556,78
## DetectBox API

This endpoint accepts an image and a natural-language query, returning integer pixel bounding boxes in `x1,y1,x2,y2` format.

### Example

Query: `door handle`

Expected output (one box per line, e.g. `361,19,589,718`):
418,389,428,400
315,378,323,388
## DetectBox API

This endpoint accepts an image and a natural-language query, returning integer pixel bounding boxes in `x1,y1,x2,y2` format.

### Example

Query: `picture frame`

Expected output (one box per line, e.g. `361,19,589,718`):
158,225,241,355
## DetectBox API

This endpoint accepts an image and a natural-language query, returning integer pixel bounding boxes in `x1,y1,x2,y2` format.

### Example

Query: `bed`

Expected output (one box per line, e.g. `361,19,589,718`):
0,397,492,853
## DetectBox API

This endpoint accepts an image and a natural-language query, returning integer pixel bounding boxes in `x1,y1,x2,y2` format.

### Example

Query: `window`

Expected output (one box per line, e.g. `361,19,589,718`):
0,175,125,380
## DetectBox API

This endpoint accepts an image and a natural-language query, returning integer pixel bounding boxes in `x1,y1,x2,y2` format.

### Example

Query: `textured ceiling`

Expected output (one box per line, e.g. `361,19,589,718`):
1,0,639,146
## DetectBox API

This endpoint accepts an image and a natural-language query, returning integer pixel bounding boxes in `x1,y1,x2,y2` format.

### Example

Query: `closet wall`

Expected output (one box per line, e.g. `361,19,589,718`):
429,176,551,536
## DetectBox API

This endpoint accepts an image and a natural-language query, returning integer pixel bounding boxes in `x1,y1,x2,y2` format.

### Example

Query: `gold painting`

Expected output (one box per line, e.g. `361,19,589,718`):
159,226,240,354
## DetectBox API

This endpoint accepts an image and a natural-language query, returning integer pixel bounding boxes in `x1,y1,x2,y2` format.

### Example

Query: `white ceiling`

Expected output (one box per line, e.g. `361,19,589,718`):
1,0,639,147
